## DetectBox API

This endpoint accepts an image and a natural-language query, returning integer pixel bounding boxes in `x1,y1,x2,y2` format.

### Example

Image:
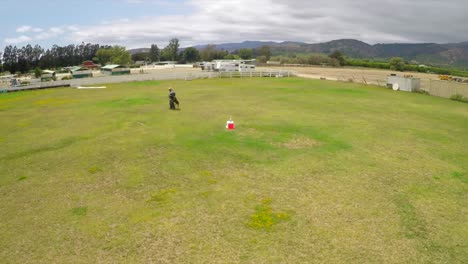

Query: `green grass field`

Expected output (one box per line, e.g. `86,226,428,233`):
0,78,467,263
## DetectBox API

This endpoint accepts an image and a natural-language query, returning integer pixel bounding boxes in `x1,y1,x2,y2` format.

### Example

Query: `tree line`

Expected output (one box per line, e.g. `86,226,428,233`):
4,38,463,77
0,37,274,74
1,43,103,74
131,40,272,64
268,51,468,77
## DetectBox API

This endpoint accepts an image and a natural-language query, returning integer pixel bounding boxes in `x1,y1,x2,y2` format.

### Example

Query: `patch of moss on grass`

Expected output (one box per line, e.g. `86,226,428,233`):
247,198,289,230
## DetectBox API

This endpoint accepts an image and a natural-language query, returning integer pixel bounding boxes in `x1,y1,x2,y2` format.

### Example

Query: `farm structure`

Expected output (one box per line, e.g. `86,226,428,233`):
101,65,131,76
70,66,93,79
41,70,56,81
80,60,100,70
201,60,256,72
387,75,421,92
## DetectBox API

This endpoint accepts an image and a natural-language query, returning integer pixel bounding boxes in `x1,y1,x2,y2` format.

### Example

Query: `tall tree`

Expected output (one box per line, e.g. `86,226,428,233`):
149,44,160,62
3,46,18,73
389,57,406,71
165,38,180,61
238,48,253,60
255,46,271,60
39,49,53,69
110,46,131,65
17,44,34,73
200,45,217,61
94,48,113,65
84,43,100,62
224,54,241,60
199,45,228,61
132,52,150,62
329,50,345,66
32,45,44,68
181,47,200,63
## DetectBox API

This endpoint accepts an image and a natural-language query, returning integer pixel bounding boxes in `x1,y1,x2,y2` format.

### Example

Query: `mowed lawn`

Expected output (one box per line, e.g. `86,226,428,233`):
0,78,467,263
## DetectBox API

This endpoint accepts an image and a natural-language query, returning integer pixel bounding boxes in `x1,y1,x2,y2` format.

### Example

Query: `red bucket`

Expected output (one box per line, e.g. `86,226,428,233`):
226,120,235,130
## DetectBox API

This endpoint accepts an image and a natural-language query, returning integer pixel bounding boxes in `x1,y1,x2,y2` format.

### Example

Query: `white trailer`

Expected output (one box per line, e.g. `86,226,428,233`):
239,64,255,72
216,61,238,72
201,59,256,72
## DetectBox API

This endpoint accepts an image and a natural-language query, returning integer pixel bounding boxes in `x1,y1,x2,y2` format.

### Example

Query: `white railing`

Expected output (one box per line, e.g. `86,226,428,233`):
1,70,297,92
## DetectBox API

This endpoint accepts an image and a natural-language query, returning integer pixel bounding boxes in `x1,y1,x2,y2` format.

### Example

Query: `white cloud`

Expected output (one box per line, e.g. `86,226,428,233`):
16,25,43,33
35,27,66,40
16,26,32,33
5,35,32,44
67,26,79,32
49,27,65,34
6,0,468,48
4,25,82,44
66,0,468,48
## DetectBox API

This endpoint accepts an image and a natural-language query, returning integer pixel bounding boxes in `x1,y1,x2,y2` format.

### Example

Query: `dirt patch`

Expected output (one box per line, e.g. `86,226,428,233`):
258,66,440,88
276,136,320,149
237,128,264,138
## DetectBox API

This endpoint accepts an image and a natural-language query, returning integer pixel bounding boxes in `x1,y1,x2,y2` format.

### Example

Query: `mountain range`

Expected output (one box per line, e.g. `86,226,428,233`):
129,39,468,68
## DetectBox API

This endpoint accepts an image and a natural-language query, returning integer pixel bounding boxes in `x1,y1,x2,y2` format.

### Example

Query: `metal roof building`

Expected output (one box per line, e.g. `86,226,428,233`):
101,65,131,76
70,66,93,79
41,70,56,81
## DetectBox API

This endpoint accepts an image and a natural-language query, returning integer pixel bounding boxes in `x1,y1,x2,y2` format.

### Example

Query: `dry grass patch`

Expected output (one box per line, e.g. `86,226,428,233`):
237,128,264,139
147,188,176,203
246,198,290,230
276,135,321,149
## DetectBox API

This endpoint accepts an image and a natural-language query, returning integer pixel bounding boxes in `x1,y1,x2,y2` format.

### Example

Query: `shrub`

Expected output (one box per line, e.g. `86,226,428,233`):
450,94,468,103
61,76,72,80
389,57,406,71
34,67,41,78
413,89,430,95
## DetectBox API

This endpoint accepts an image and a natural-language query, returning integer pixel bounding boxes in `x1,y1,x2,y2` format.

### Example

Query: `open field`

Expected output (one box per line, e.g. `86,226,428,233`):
0,78,467,263
260,66,444,83
260,66,468,98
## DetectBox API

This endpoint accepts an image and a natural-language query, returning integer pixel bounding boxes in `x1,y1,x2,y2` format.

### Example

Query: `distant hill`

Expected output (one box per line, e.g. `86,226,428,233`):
192,41,279,51
130,39,468,67
128,48,150,55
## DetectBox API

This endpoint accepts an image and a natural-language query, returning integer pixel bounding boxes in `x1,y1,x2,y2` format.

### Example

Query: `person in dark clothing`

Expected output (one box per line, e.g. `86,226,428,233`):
168,88,179,110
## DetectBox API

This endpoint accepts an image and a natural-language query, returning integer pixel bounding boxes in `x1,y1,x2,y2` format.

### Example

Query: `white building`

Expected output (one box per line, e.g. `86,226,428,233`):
201,59,256,72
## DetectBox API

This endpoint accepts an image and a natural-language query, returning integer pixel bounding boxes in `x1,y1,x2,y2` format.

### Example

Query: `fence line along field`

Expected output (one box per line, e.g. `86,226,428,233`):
266,66,468,97
0,78,467,263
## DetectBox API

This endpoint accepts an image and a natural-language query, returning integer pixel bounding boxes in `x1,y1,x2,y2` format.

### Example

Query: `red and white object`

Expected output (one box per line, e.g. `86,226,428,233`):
226,117,235,130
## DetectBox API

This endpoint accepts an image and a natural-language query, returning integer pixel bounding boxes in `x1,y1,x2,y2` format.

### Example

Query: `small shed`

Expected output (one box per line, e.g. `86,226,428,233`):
70,66,93,78
387,76,421,92
101,65,130,76
41,70,56,81
154,61,177,65
0,74,16,86
81,60,100,70
266,61,281,65
135,61,148,66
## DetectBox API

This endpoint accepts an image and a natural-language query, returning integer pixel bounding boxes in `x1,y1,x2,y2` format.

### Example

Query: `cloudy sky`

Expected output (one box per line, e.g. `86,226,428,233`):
1,0,467,50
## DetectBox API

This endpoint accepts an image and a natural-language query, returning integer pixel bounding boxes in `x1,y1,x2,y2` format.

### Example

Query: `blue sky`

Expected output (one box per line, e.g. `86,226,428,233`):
1,0,467,51
1,0,190,48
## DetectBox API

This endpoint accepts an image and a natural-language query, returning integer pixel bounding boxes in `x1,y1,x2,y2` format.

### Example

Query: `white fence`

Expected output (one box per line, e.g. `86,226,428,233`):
1,70,296,92
425,80,468,98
